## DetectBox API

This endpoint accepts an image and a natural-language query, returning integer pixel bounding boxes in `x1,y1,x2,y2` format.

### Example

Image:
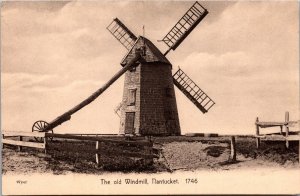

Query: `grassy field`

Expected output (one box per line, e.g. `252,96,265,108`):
2,136,299,174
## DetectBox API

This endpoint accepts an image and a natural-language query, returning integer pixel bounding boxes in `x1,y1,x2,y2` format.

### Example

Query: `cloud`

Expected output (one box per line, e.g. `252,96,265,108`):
1,72,107,94
167,1,298,59
183,51,258,78
2,73,64,91
171,1,299,134
1,71,124,132
1,2,70,37
1,1,69,12
1,1,127,77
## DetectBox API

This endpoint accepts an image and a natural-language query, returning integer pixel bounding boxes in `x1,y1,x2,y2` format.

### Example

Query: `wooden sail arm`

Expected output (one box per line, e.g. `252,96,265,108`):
43,52,142,131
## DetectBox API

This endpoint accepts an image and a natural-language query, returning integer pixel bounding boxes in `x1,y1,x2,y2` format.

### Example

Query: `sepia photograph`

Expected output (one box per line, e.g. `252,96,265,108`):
1,0,299,195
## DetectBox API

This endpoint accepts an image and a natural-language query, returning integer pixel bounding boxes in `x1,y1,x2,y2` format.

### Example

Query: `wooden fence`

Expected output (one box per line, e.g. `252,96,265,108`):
2,131,47,152
46,133,156,165
2,131,157,166
255,111,300,149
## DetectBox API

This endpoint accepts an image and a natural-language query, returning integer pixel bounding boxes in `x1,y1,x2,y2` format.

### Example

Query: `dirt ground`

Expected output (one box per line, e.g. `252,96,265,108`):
2,136,299,175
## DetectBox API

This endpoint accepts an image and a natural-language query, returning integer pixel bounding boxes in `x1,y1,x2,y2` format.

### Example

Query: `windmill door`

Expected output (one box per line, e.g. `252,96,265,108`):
125,112,135,134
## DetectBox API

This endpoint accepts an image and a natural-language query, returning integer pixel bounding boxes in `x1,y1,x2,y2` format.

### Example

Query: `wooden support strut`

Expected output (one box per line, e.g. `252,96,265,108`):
42,52,142,131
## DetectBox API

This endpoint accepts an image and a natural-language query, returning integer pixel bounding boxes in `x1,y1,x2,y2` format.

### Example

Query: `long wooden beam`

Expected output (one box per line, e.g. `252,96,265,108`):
43,52,141,131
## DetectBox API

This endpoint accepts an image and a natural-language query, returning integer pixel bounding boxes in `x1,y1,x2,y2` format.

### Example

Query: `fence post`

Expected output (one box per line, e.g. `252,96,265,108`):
95,141,100,166
285,111,289,148
144,138,153,166
2,134,4,149
299,140,300,164
230,136,236,162
18,136,23,152
298,140,300,164
256,117,260,148
43,136,47,154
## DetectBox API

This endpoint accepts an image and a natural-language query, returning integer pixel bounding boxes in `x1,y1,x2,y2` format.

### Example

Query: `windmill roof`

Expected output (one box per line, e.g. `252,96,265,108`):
120,36,171,66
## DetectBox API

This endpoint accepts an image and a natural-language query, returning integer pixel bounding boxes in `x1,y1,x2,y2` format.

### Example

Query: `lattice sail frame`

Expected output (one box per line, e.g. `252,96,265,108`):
107,18,138,50
161,2,208,55
173,68,215,113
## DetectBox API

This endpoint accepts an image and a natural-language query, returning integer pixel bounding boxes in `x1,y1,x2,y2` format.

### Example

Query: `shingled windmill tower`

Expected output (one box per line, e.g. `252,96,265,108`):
107,2,215,136
117,36,180,136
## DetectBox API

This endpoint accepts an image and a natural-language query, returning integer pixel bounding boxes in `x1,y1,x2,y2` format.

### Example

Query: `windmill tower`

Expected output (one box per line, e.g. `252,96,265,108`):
118,36,180,136
31,2,215,137
107,2,215,136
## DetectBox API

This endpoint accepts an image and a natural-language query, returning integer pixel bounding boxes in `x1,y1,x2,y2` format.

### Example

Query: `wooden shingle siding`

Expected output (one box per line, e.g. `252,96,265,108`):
119,37,181,136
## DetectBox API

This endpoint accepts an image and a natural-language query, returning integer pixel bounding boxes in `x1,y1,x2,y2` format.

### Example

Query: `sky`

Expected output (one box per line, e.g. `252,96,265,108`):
1,1,299,135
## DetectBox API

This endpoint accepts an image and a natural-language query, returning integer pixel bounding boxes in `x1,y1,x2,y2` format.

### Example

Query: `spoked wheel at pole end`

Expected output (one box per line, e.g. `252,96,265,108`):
32,120,53,142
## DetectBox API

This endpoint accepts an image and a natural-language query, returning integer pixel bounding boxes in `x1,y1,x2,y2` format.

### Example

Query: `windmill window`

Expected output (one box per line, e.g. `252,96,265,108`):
127,89,137,106
166,87,172,97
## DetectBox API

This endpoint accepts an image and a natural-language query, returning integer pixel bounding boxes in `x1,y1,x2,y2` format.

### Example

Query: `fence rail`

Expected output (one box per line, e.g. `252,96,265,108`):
2,139,45,149
45,133,153,146
2,131,45,137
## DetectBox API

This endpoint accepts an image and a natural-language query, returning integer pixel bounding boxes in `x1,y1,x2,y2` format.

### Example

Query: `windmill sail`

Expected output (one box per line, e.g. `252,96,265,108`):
107,18,137,50
173,68,215,113
162,2,208,55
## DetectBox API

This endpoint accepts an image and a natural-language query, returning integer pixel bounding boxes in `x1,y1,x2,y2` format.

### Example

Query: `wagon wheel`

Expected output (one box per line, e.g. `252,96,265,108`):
32,120,53,142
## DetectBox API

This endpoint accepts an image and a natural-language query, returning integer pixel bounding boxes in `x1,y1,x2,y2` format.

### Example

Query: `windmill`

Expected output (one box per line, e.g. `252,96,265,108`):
32,1,215,137
107,1,215,136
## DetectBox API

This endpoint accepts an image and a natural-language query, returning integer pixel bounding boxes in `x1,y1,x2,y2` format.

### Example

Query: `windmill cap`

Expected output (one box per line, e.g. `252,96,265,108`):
120,36,171,66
